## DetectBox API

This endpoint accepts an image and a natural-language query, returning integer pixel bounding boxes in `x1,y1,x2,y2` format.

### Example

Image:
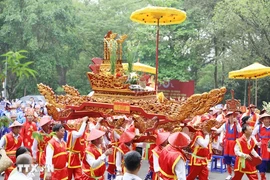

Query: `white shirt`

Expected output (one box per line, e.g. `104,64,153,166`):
116,144,133,172
153,153,160,172
8,170,31,180
252,124,270,136
32,129,50,159
45,136,65,166
196,134,209,148
0,133,21,149
115,172,142,180
174,158,186,180
66,121,87,146
85,145,106,168
234,136,259,158
216,122,242,134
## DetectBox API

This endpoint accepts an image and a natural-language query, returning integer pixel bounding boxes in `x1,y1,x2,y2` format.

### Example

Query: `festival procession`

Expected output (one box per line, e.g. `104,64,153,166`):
1,1,270,180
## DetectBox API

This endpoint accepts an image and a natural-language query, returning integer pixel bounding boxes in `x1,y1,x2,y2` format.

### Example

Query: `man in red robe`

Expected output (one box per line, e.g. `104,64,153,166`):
45,124,68,180
213,111,242,180
81,128,113,180
159,132,191,180
0,121,23,180
32,116,52,180
252,113,270,180
115,130,136,176
107,128,121,180
187,118,211,180
20,108,37,151
152,131,170,180
241,104,259,128
232,124,260,180
66,116,88,180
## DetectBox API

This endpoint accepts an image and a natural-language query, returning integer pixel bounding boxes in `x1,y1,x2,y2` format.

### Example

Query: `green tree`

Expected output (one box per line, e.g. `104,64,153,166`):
1,50,37,99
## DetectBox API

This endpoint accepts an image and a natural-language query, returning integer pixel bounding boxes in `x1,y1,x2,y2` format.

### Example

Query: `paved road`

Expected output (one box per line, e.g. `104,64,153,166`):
1,160,269,180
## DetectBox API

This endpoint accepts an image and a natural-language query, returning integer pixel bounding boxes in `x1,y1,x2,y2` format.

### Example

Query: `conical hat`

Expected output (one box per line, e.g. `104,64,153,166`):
248,104,256,109
126,125,135,133
39,116,51,127
168,132,190,148
225,111,234,117
87,128,105,141
156,132,170,146
119,131,135,143
259,113,270,121
200,114,209,122
9,121,23,128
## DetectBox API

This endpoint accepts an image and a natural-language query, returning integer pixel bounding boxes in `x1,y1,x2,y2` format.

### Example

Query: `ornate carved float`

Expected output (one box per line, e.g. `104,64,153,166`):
38,31,227,141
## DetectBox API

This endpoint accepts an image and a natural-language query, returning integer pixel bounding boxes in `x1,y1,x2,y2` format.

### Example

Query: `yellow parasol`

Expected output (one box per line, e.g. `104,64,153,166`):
122,62,156,74
130,6,186,92
229,62,270,106
229,62,270,79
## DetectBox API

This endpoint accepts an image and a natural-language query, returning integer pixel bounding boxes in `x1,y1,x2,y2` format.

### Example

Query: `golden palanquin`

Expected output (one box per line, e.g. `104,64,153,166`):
38,31,226,142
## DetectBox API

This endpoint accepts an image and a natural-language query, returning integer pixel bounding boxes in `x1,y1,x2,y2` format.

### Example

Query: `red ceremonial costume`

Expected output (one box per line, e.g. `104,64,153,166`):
159,144,186,180
144,143,155,173
242,104,259,128
81,128,106,180
258,124,270,161
159,132,190,180
82,144,106,180
115,131,136,174
224,122,239,156
187,131,210,180
116,142,135,172
35,130,51,179
151,131,170,180
152,145,163,180
232,135,258,180
47,137,68,180
3,132,23,180
107,129,118,176
244,111,259,128
20,119,37,150
67,131,85,180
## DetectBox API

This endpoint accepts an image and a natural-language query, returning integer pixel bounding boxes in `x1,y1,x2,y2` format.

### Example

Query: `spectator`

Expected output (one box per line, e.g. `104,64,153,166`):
116,151,142,180
8,154,33,180
15,147,31,158
9,146,35,179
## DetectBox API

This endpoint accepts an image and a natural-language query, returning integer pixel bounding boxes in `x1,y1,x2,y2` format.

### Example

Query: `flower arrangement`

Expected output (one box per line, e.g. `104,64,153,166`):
127,72,138,84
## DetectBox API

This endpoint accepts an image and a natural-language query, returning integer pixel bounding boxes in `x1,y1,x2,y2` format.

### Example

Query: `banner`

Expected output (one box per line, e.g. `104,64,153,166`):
158,80,194,99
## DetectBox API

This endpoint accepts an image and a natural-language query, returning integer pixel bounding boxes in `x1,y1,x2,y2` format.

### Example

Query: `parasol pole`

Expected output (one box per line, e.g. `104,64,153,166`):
255,79,258,107
248,79,251,106
155,18,160,93
244,80,247,106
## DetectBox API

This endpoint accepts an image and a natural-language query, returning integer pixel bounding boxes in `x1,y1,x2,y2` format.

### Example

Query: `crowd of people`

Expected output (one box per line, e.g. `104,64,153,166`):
0,97,270,180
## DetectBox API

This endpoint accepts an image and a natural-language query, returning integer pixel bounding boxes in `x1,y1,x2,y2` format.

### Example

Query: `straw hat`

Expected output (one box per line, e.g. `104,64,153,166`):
259,113,270,121
9,121,23,128
225,111,234,117
200,114,210,122
248,104,256,109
